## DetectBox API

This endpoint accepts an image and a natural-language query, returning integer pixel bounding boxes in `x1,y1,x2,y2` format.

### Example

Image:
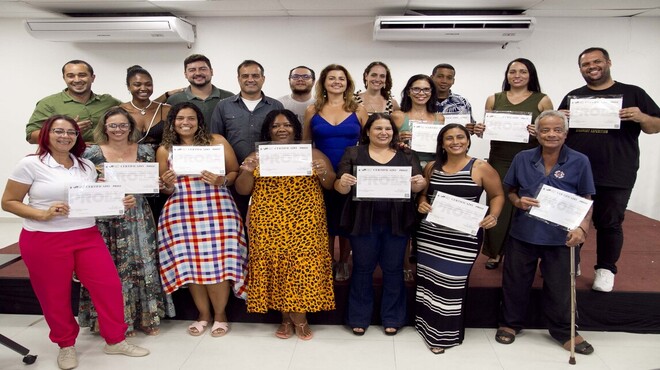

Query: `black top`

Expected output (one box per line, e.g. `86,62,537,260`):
559,81,660,188
337,145,422,236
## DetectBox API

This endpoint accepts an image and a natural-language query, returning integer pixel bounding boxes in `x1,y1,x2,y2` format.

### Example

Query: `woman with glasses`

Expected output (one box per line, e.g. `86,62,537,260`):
157,102,247,338
77,107,175,337
473,58,553,270
303,64,368,282
119,65,171,148
1,115,149,369
355,61,400,115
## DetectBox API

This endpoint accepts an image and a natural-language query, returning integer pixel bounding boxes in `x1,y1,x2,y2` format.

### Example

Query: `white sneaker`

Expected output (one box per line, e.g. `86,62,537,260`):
592,268,615,292
103,340,150,357
57,346,78,370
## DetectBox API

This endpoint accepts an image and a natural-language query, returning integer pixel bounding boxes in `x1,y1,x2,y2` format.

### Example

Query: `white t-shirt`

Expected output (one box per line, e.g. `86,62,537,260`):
241,97,262,112
9,153,98,232
278,94,315,124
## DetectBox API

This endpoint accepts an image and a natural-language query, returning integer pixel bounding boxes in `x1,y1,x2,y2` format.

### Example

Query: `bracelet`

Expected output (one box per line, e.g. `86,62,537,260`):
577,226,587,235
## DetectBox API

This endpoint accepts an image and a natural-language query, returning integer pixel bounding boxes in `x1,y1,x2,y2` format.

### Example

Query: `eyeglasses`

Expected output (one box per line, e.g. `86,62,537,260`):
106,123,131,130
290,74,313,81
50,128,79,137
410,87,432,95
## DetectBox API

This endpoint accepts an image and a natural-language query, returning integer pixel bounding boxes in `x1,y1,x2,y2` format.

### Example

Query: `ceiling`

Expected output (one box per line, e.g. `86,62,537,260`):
2,0,659,19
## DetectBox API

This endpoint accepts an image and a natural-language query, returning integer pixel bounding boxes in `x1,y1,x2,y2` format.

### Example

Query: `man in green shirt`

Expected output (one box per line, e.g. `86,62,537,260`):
166,54,233,129
26,60,121,144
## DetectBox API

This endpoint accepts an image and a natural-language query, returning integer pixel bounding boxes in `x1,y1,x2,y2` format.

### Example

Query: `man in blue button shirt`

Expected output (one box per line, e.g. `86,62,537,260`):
496,110,595,355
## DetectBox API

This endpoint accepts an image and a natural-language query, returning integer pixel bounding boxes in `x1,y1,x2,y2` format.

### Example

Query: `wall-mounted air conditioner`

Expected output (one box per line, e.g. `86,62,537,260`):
373,15,535,43
25,16,195,43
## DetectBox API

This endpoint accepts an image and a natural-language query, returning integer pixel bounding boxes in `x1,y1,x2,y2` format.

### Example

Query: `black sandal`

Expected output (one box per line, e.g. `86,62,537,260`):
495,328,516,344
384,327,399,336
352,327,366,336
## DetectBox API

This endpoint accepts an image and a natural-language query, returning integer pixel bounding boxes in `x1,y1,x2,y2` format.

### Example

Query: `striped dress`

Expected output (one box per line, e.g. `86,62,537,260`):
415,158,484,349
157,174,248,299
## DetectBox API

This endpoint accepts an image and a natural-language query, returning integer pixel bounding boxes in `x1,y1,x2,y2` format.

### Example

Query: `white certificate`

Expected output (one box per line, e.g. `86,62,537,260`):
528,184,593,230
103,163,159,194
442,113,471,126
425,191,488,236
172,145,225,175
68,183,125,218
568,96,623,129
257,143,313,177
482,111,532,143
411,122,444,153
355,166,411,200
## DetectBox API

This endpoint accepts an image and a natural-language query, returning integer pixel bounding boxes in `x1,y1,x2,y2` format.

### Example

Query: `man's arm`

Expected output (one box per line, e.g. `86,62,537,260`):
26,100,56,144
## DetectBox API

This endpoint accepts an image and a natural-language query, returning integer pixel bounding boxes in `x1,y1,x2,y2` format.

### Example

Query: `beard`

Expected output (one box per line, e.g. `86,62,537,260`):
291,84,312,95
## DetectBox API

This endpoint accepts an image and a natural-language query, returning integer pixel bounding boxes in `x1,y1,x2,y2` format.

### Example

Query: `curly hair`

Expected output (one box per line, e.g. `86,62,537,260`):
160,102,212,149
362,61,394,101
260,109,303,142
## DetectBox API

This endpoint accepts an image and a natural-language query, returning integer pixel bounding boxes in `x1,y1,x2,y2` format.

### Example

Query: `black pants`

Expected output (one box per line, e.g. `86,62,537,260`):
500,237,578,344
591,186,632,274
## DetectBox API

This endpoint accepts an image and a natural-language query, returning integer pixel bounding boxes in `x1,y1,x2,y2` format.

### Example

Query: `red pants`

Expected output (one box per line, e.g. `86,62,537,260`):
19,226,127,347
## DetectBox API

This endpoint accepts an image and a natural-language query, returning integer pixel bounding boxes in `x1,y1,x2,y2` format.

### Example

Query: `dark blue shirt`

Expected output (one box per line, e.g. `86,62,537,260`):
504,145,595,246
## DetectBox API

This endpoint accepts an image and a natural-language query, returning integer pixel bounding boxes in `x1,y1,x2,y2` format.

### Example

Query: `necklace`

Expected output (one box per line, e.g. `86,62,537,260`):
130,100,153,115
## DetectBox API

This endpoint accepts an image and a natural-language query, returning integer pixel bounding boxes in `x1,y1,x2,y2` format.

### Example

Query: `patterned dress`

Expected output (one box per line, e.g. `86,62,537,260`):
157,163,248,298
414,158,484,349
78,144,175,334
247,168,335,313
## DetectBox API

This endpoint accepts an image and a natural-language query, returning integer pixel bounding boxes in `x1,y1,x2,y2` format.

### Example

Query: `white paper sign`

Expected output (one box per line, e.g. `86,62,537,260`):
568,96,623,129
425,191,489,236
355,166,411,199
257,143,313,177
68,183,125,218
528,184,593,230
172,145,225,175
103,163,159,194
482,111,532,143
411,122,444,153
442,113,471,126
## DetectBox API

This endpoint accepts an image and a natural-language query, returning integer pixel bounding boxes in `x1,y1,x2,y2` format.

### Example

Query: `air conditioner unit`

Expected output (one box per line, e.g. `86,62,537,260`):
373,15,535,43
25,16,195,43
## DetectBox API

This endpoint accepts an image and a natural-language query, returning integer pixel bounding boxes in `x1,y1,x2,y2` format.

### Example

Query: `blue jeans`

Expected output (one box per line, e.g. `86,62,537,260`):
347,223,408,329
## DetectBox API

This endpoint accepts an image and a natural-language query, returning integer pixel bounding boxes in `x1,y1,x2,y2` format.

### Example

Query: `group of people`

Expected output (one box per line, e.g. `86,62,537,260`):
2,46,658,368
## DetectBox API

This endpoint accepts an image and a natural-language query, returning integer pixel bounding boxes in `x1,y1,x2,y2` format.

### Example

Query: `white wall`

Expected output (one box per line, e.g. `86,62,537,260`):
1,16,658,219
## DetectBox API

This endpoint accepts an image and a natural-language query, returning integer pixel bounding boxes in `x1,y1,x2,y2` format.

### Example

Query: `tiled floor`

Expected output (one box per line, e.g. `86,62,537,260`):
1,314,659,370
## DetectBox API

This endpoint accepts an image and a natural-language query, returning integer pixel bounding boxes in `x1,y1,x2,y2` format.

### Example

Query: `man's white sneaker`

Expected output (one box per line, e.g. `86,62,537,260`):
103,340,150,357
592,268,615,292
57,346,78,370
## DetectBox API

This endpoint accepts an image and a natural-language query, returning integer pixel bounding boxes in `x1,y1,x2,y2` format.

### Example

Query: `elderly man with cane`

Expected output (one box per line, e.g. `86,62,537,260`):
495,110,595,357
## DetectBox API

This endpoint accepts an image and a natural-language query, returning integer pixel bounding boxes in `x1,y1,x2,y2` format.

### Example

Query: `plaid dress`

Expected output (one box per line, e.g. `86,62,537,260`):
157,174,247,299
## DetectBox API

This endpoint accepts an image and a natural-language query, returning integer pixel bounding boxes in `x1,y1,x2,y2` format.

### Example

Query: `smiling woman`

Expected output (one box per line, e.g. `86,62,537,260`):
355,61,400,115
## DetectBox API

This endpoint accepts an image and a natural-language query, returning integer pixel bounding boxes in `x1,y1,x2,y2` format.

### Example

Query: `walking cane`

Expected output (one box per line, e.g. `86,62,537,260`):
569,244,577,365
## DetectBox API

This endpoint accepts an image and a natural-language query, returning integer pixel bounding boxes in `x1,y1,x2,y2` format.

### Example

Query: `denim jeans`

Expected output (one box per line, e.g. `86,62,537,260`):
347,223,409,329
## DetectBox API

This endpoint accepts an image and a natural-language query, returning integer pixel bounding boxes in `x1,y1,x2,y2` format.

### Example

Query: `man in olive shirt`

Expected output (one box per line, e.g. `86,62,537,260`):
26,60,121,144
166,54,233,129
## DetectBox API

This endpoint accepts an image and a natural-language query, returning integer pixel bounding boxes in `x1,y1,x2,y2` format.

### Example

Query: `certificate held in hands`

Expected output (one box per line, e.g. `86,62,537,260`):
528,184,593,231
411,122,444,153
482,111,532,143
568,95,622,130
257,143,312,177
425,190,488,236
68,183,125,218
103,163,159,194
172,145,225,175
355,166,411,200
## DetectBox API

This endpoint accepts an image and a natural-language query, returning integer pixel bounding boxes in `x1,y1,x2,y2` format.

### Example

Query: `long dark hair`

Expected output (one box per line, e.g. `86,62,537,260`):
161,102,212,149
502,58,542,92
399,74,437,113
362,61,394,100
36,115,89,170
359,113,399,150
260,109,303,141
433,124,471,170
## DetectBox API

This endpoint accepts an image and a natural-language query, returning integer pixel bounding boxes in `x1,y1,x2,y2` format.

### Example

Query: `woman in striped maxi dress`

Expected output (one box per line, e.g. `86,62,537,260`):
414,124,505,354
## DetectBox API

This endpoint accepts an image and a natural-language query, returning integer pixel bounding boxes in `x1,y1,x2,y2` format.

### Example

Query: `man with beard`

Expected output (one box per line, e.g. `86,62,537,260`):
559,47,660,292
278,66,316,124
26,60,121,144
211,60,284,218
166,54,233,129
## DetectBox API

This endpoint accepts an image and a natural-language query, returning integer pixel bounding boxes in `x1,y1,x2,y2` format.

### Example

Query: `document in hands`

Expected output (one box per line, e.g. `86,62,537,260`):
528,184,593,230
482,111,532,143
425,190,488,236
103,163,159,194
68,183,125,218
355,166,411,200
568,95,623,129
442,113,471,126
172,145,225,175
257,143,313,177
411,122,444,153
